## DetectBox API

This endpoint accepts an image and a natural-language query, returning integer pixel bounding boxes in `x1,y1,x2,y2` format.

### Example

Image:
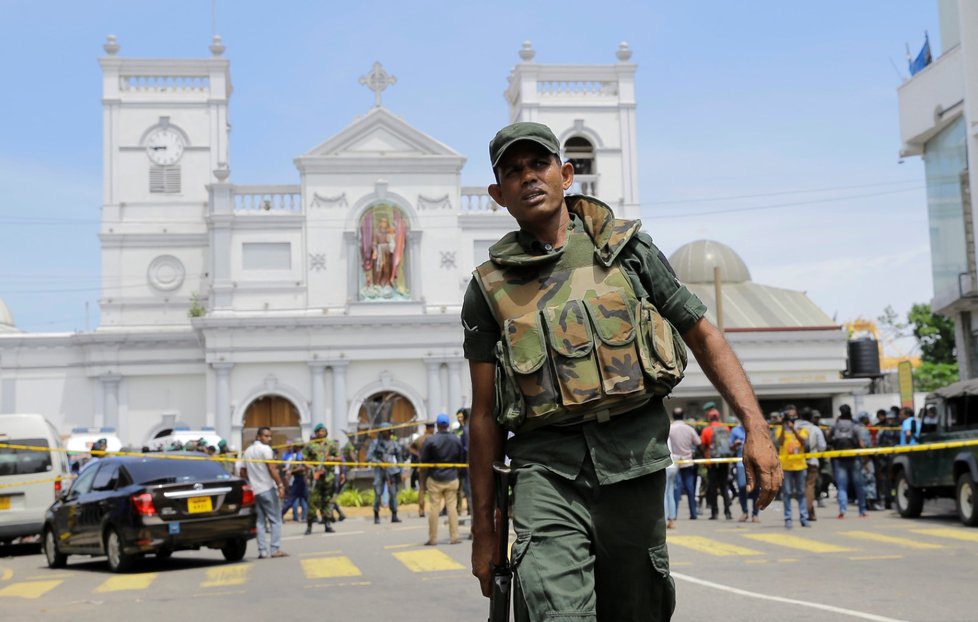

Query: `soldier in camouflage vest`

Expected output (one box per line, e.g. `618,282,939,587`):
464,122,783,622
305,423,338,535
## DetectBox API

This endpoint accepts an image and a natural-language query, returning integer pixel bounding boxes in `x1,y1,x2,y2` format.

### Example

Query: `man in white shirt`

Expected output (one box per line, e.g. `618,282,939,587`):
241,426,288,559
668,407,702,522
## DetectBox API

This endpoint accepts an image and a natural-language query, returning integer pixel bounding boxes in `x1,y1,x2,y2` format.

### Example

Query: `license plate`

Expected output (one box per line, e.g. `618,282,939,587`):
0,497,9,510
168,522,181,535
187,496,212,513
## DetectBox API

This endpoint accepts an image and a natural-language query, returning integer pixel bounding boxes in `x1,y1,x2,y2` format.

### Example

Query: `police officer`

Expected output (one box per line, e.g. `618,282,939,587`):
876,410,901,509
305,423,338,535
368,422,404,524
463,122,782,621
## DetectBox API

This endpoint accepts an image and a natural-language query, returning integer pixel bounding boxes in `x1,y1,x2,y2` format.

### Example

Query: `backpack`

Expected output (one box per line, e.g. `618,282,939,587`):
831,420,859,451
711,425,733,458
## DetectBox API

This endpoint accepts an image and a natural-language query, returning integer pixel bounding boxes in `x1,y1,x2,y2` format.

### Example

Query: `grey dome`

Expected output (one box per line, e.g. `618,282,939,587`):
0,299,16,332
668,240,751,284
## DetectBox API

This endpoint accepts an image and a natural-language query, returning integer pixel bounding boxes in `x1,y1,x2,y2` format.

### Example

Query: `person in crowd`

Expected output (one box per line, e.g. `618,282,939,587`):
730,420,760,522
455,407,472,516
775,409,810,528
305,424,340,534
281,438,308,523
409,422,435,517
876,409,901,509
856,412,880,510
828,405,867,518
795,406,825,521
699,403,734,520
241,426,288,558
921,405,939,434
669,407,701,523
899,406,920,446
421,413,465,545
368,422,404,524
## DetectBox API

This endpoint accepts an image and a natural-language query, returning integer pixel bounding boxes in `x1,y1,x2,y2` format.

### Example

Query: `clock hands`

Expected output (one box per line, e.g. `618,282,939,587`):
150,145,167,151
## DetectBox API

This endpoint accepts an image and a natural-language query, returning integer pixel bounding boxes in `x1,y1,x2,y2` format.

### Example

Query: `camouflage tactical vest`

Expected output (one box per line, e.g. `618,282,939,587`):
473,195,687,433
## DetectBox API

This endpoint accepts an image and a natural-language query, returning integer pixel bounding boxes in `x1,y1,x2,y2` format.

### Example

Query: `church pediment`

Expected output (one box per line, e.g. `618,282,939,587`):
301,107,462,159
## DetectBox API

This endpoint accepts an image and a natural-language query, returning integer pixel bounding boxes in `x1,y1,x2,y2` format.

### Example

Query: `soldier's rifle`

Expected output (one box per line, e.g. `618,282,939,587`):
488,461,513,622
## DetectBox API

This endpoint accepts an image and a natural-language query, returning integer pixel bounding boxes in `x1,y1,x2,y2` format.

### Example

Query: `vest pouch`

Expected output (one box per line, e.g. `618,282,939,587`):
542,300,602,407
583,291,646,396
637,299,686,395
503,310,561,421
493,341,526,431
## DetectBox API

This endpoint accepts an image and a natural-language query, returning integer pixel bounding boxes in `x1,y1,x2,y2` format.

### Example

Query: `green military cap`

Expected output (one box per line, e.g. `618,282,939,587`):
702,401,717,411
489,121,560,168
313,423,326,433
217,439,227,449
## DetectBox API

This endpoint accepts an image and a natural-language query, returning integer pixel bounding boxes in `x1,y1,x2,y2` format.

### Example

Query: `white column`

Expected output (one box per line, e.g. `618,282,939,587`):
309,362,327,435
213,363,233,441
425,360,442,418
448,361,464,412
330,361,349,437
101,375,122,432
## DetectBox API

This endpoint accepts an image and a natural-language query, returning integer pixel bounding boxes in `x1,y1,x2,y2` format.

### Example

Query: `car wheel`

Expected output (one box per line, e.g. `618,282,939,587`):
104,528,133,573
895,469,923,518
956,473,978,527
43,528,67,569
221,538,247,562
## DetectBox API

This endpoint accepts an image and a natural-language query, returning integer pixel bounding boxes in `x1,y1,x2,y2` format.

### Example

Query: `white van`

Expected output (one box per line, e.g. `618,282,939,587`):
148,426,224,452
0,414,72,543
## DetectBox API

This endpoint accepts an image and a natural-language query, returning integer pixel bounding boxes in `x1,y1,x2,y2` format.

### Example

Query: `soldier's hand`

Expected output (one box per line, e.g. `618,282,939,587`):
743,421,783,509
471,529,495,598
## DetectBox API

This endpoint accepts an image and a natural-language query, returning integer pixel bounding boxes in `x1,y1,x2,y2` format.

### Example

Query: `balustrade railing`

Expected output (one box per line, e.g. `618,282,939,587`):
120,75,210,92
537,80,618,96
232,185,302,213
461,187,503,213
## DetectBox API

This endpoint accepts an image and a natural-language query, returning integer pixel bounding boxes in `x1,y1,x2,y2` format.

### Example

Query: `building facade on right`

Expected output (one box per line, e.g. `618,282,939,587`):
898,0,978,378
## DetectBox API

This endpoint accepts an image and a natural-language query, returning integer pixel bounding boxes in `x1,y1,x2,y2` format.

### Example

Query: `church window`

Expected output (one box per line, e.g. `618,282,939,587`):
565,136,596,195
149,165,181,194
358,203,410,301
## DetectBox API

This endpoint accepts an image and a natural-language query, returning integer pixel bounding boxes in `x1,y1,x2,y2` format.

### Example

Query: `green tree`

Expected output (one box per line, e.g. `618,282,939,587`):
907,303,956,364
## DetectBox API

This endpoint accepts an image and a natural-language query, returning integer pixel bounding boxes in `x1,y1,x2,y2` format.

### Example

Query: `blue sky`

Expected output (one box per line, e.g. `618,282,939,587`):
0,1,940,354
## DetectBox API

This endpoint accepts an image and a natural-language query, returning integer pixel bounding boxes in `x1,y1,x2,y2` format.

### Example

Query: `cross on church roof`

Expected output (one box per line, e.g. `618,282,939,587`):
359,62,397,108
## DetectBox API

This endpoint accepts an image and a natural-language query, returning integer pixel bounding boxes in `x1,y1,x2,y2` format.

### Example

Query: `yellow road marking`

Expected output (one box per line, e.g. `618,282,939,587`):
94,573,158,593
668,535,763,557
393,549,465,572
910,528,978,543
0,580,62,599
842,530,943,549
384,543,413,549
301,556,362,579
849,555,904,561
201,564,250,587
304,581,371,589
742,533,855,553
300,549,341,557
1,568,13,581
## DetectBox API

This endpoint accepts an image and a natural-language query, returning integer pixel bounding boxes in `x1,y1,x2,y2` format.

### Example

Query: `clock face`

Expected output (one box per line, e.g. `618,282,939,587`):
146,128,185,165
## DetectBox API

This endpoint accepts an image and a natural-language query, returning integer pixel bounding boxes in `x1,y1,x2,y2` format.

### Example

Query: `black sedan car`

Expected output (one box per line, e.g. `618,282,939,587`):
43,454,256,572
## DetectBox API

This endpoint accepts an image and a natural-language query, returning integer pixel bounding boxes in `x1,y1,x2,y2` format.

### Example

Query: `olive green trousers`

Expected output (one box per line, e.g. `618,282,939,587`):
511,457,674,622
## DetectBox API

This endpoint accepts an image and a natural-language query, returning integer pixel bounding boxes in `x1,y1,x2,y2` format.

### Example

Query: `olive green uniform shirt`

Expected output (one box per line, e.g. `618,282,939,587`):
462,211,707,485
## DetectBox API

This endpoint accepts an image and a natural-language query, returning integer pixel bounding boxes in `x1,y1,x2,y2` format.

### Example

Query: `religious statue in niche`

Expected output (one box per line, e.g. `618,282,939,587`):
359,204,410,300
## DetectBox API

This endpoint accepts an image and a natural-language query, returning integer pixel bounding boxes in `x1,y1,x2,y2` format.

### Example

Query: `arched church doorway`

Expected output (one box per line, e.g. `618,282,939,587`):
242,395,301,452
352,390,417,463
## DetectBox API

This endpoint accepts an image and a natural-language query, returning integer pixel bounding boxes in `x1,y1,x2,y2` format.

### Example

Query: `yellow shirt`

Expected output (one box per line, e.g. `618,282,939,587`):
777,425,809,472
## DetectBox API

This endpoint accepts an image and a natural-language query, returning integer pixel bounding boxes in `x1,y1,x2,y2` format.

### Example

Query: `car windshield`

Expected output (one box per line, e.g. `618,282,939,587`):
0,438,52,476
125,456,232,485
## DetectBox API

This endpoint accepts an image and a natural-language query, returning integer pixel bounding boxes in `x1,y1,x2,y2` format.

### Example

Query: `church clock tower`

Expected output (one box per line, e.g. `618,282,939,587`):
97,35,231,328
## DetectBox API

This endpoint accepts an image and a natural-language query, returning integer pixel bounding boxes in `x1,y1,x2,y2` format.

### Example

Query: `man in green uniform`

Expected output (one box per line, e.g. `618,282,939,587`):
464,122,783,621
305,423,339,535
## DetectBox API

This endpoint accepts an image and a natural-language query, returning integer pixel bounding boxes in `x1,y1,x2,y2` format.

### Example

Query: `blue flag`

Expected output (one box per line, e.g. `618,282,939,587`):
908,34,932,76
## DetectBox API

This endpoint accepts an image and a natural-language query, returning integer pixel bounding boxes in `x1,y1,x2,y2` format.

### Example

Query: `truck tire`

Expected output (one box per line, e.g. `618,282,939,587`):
895,469,923,518
956,473,978,527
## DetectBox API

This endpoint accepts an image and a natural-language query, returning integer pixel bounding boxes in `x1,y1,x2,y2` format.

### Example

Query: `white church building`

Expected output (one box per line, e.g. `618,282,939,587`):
0,37,868,451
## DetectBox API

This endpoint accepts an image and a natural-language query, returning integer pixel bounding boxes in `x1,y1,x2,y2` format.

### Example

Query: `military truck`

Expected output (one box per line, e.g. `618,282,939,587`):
892,378,978,526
